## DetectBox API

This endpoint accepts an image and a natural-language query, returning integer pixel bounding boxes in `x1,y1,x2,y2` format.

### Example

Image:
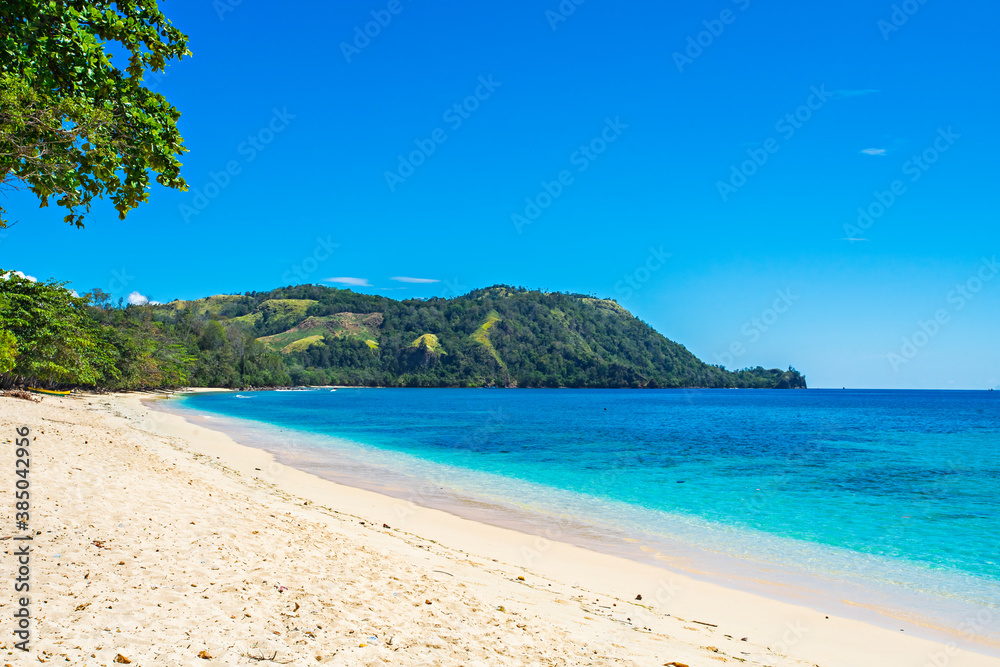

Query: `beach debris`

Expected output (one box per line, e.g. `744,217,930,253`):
497,605,506,612
383,523,391,528
114,655,131,664
243,648,289,663
704,645,720,652
740,637,748,641
664,662,689,667
693,620,718,627
1,389,42,402
197,650,212,659
425,599,432,604
635,594,642,600
517,576,525,581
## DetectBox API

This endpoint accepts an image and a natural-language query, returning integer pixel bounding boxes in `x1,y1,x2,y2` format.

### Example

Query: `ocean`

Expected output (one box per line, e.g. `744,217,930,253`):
165,388,1000,647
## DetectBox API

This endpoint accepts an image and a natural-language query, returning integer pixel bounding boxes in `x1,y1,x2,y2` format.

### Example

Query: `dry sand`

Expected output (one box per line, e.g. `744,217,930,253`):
0,391,997,666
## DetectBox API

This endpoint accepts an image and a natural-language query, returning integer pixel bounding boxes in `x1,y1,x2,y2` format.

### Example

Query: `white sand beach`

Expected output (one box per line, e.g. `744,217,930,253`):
1,391,997,666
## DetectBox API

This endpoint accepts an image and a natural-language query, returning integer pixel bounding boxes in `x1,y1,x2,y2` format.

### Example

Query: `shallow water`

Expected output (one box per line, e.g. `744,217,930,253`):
168,388,1000,647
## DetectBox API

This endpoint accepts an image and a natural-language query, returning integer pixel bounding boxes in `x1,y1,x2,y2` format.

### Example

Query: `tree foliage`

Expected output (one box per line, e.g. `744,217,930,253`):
0,0,190,227
155,285,807,390
0,270,289,390
0,271,115,385
0,276,806,391
0,327,16,374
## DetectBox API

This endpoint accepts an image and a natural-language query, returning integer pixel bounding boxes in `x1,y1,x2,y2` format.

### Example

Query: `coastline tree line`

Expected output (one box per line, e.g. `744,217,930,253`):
0,273,806,391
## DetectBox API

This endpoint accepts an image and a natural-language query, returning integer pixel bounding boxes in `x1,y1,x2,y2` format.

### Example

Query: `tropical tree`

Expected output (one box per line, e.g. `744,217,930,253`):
0,271,118,387
0,328,16,374
0,0,190,228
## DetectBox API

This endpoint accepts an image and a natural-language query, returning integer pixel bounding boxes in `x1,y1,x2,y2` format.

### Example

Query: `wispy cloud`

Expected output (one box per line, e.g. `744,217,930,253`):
861,148,887,156
832,89,879,98
390,276,440,284
842,237,869,242
324,277,372,287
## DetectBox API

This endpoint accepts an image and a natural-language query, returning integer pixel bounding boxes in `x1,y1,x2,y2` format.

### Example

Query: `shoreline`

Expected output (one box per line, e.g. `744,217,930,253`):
3,391,998,666
152,391,1000,656
140,391,998,665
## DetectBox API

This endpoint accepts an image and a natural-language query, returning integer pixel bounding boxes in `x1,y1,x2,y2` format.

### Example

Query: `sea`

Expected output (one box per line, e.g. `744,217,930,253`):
159,388,1000,651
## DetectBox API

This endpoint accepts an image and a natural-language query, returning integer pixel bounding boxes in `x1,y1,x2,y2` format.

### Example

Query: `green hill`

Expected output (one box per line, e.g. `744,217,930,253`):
0,273,805,390
156,284,806,389
257,312,383,353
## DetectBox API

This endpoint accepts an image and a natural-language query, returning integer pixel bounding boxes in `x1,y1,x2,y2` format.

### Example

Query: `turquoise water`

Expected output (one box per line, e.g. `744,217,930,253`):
174,388,1000,632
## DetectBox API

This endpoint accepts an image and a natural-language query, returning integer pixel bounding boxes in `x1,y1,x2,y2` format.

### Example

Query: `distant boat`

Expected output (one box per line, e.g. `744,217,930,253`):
28,387,71,396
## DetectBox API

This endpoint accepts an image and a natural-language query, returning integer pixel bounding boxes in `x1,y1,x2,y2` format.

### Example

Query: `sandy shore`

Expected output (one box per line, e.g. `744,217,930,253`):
1,392,997,666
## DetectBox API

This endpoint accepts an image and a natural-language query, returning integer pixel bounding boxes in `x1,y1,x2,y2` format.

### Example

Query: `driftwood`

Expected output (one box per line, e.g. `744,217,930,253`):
0,389,42,403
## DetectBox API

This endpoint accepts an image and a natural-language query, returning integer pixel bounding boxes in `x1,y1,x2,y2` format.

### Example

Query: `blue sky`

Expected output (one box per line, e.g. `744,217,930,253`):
2,0,998,389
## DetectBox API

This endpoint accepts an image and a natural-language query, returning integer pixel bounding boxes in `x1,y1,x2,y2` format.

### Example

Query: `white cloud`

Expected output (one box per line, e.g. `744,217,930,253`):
390,276,440,284
125,291,162,306
1,270,37,282
127,291,149,305
861,148,887,156
324,277,372,287
70,289,79,297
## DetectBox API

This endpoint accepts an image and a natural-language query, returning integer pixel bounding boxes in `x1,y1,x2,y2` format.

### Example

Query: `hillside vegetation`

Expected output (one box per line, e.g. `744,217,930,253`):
0,274,806,390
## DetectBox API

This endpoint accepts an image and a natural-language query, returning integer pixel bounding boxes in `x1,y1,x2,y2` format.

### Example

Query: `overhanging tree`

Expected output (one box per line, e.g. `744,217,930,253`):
0,0,190,228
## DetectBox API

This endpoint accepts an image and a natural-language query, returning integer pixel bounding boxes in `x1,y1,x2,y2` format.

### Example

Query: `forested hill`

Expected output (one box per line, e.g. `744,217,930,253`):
151,284,806,389
0,275,806,390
